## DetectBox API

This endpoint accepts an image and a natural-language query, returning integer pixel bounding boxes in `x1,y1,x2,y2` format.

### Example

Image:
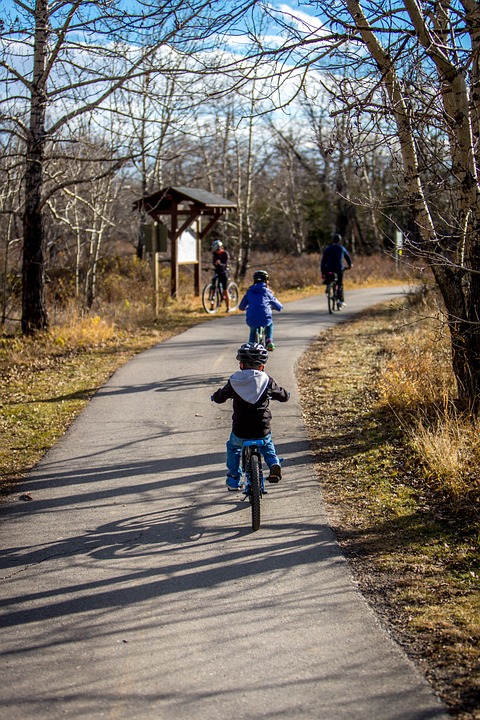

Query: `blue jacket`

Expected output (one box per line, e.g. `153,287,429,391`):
321,243,352,274
238,283,283,328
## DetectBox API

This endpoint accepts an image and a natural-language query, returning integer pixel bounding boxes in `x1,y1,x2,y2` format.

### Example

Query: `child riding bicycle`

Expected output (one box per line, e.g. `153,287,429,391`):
211,342,290,491
238,270,283,350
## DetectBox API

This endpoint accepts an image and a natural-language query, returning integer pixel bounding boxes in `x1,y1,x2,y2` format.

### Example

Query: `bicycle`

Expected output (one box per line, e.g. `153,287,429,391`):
324,272,340,314
324,267,350,314
325,271,348,313
239,438,266,532
202,272,239,314
253,326,275,351
254,326,266,346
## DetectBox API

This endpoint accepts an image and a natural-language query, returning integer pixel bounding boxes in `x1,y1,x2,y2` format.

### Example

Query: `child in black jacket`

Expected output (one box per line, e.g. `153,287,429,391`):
211,342,289,490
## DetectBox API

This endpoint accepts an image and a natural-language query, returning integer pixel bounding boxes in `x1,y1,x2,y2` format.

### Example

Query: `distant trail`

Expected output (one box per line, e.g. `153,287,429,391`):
0,287,448,720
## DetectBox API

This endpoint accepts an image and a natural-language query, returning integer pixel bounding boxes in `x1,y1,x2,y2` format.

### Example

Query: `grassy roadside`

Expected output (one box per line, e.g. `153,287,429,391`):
0,309,207,493
297,299,479,720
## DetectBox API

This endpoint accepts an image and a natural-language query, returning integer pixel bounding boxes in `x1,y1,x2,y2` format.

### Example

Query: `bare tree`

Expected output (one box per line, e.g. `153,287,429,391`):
249,0,480,415
0,0,253,334
155,78,278,277
0,133,24,325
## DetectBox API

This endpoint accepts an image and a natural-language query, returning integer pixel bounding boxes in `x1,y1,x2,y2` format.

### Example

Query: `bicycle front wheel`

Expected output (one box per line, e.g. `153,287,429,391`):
202,283,221,314
226,281,239,311
249,454,261,532
327,284,335,314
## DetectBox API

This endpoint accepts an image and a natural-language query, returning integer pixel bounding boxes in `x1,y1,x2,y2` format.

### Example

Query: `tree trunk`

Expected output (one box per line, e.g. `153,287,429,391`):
22,160,48,334
21,0,49,335
432,263,480,416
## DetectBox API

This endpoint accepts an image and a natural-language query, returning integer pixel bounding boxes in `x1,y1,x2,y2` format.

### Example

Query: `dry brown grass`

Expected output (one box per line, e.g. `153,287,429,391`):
0,257,211,493
375,295,480,513
229,249,414,292
378,325,454,412
297,296,480,719
410,418,480,502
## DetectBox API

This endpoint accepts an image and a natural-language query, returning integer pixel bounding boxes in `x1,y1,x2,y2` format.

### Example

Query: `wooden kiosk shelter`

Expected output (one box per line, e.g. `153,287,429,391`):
133,187,237,300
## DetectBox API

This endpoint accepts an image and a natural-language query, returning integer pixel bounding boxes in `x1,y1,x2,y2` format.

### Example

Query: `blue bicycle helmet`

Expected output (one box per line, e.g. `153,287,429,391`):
212,240,223,251
236,342,268,367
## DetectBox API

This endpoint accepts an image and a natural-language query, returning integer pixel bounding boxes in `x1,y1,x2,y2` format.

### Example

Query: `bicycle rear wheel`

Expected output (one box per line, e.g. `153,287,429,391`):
255,326,266,346
202,283,221,314
227,281,239,311
249,454,261,532
327,284,336,314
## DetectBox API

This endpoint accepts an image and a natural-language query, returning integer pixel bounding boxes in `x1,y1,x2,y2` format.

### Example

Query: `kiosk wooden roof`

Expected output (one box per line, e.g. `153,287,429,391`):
133,187,237,298
134,186,237,241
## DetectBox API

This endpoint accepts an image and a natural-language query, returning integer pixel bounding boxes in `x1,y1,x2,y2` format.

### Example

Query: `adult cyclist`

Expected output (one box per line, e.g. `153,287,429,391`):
211,239,231,312
320,233,353,307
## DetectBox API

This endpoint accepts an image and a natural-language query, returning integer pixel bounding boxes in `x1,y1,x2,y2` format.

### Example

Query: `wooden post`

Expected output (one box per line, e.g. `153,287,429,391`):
171,205,178,297
194,218,201,296
154,251,160,317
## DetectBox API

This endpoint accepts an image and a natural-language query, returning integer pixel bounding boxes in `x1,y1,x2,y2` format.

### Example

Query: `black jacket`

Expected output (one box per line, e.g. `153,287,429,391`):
211,369,289,438
321,243,352,274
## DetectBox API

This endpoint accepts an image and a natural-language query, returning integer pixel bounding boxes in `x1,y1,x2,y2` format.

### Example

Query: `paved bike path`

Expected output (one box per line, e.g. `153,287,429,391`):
0,287,448,720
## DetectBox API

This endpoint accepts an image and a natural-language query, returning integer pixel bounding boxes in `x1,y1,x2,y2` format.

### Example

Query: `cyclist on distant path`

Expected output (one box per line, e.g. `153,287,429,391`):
238,270,283,351
211,239,231,312
320,233,353,307
211,342,290,491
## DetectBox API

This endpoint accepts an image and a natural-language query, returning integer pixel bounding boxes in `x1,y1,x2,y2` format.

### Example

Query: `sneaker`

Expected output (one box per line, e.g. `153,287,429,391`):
226,477,240,491
266,340,275,351
267,464,282,483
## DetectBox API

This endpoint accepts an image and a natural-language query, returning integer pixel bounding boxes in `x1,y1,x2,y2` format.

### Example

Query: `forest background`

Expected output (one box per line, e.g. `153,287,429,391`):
2,0,480,415
0,1,479,717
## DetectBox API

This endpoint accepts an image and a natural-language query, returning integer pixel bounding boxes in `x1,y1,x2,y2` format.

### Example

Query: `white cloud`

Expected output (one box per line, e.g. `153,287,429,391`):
273,3,330,39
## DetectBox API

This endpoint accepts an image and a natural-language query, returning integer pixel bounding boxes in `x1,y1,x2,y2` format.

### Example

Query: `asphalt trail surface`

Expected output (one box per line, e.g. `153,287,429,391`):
0,287,449,719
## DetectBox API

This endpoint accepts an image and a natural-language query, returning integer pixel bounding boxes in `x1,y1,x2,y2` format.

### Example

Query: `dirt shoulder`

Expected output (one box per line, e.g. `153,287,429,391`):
296,301,479,720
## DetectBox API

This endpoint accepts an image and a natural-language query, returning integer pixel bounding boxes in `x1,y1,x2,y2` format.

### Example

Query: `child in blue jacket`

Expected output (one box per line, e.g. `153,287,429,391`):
238,270,283,350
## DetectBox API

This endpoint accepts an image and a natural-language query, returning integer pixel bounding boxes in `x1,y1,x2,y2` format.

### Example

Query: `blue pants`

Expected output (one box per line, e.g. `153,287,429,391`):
248,322,274,343
226,432,279,482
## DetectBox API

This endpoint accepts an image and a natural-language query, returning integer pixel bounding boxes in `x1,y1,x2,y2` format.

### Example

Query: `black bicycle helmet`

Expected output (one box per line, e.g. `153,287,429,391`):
253,269,269,283
332,233,342,243
236,342,269,367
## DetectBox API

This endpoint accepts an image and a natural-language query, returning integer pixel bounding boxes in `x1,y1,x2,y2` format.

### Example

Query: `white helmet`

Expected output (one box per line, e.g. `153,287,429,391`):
212,240,223,251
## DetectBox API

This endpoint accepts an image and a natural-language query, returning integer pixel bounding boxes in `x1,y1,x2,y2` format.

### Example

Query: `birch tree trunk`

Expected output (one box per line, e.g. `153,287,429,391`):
343,0,480,415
